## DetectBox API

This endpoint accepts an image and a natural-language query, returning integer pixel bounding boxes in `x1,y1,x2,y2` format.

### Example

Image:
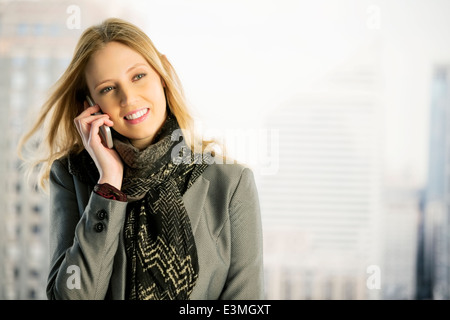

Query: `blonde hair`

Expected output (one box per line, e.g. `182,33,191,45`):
18,17,219,191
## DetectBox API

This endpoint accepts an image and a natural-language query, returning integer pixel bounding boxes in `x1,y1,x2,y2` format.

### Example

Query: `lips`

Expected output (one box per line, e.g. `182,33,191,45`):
124,108,149,120
123,108,149,124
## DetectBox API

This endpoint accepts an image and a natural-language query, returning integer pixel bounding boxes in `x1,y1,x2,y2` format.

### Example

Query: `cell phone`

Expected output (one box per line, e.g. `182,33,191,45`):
86,95,114,149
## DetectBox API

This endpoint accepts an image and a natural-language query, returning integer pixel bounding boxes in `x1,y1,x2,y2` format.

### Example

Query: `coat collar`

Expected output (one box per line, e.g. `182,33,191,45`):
67,150,99,186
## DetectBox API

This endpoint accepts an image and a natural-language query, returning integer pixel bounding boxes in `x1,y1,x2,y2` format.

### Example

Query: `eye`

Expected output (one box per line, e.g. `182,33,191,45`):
133,73,146,81
100,86,114,94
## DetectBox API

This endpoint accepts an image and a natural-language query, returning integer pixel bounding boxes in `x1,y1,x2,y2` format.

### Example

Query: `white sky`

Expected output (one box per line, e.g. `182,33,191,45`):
108,0,450,189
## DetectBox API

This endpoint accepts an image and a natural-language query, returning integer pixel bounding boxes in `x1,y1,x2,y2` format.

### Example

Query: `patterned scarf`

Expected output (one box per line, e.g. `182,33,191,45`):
113,113,209,300
67,112,209,300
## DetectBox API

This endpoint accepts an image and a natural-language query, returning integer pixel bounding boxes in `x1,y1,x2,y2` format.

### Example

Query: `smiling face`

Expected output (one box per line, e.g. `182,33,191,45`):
84,41,167,149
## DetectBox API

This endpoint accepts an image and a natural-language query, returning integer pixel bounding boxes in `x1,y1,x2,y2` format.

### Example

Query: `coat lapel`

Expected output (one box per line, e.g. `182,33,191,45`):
183,175,209,234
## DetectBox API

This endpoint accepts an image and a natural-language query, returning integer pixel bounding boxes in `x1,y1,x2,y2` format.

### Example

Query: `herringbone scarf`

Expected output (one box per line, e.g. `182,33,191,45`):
114,113,209,300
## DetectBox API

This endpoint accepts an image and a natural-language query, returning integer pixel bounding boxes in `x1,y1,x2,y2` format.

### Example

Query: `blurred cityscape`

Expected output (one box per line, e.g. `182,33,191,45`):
0,0,448,300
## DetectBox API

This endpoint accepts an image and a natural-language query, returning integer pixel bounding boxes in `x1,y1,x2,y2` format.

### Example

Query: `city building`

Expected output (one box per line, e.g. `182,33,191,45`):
381,184,420,299
416,65,450,300
0,0,137,300
259,43,385,299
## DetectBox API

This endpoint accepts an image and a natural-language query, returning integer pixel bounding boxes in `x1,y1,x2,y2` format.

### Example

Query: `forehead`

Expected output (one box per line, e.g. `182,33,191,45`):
84,41,150,82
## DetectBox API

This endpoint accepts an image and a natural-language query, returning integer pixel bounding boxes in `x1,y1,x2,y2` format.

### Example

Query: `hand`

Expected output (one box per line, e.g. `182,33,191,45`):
74,102,124,190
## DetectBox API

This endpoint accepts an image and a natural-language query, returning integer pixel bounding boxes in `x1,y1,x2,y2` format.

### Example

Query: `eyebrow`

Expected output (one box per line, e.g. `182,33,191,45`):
94,63,149,90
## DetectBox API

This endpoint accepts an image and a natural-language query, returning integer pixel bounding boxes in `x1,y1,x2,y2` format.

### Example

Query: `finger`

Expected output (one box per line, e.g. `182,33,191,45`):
73,117,91,145
87,118,105,147
77,104,101,117
89,117,113,141
90,117,114,133
74,113,109,127
103,118,114,127
74,113,108,141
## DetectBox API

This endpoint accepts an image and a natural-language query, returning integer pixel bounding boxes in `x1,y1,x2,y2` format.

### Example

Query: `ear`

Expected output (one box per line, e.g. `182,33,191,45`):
161,77,166,88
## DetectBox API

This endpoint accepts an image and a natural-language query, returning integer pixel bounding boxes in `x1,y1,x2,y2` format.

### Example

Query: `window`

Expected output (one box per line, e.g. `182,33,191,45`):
12,56,26,69
16,23,28,36
29,269,40,278
32,205,41,214
49,24,61,36
33,24,44,36
15,203,21,215
31,224,41,234
28,289,36,299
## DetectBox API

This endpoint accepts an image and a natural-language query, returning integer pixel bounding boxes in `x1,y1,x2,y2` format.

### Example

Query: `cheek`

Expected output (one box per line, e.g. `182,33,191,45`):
145,80,166,105
102,109,122,122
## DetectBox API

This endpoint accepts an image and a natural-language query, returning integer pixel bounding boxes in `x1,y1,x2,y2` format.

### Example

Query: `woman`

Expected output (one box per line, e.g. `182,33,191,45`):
18,18,264,300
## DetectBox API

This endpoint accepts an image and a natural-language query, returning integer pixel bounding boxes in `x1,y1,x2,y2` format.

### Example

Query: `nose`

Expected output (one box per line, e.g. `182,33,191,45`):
119,84,139,108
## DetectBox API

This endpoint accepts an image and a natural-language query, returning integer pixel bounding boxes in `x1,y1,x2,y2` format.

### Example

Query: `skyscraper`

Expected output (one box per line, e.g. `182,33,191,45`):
416,65,450,300
0,0,81,300
260,43,384,299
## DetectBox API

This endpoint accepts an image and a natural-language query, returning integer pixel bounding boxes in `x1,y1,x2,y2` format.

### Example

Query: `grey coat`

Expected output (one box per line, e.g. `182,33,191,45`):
46,157,264,300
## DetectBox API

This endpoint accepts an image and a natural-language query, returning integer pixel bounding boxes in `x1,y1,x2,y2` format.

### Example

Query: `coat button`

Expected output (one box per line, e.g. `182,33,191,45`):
94,222,104,232
97,209,107,220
